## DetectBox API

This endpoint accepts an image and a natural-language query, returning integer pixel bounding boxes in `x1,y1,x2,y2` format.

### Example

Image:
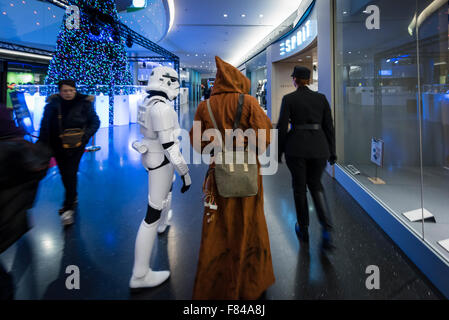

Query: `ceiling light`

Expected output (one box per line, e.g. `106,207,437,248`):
223,14,228,18
259,14,263,18
0,49,52,61
195,54,198,56
343,11,348,15
167,0,175,33
241,14,246,18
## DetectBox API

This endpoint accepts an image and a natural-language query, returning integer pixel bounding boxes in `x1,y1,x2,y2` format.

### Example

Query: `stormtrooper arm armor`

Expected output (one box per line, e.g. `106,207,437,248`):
132,141,148,154
150,102,190,177
159,130,192,193
159,130,189,177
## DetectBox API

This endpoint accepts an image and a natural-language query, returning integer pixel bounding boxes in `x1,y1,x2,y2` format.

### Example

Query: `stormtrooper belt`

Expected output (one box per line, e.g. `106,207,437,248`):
147,156,170,171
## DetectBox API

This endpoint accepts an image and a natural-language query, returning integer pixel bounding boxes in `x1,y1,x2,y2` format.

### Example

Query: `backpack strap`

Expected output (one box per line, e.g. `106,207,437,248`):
207,94,245,132
57,104,63,135
206,99,219,131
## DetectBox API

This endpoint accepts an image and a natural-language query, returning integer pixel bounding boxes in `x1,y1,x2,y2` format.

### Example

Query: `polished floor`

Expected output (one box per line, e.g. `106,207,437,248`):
0,102,444,300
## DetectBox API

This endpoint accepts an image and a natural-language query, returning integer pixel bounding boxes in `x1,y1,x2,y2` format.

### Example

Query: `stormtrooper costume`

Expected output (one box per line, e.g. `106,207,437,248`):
130,66,192,290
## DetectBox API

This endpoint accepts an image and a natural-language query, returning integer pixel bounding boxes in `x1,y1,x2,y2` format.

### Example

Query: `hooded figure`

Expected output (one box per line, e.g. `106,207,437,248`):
189,56,275,300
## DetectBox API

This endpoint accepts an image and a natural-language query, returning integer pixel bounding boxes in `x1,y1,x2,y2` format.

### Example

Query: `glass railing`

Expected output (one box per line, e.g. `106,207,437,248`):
14,85,148,96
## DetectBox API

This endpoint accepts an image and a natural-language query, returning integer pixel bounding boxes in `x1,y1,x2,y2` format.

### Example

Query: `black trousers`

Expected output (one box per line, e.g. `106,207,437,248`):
54,147,85,208
285,156,332,231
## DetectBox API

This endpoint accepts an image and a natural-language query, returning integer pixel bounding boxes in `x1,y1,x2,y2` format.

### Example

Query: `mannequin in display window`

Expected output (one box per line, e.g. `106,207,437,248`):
261,79,268,109
130,66,192,290
256,80,263,105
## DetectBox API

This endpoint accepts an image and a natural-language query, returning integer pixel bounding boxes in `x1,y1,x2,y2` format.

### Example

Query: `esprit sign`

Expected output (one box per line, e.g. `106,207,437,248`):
280,20,312,56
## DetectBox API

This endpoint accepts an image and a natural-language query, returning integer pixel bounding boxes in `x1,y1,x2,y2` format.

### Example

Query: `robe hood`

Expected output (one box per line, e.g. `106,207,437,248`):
211,56,250,95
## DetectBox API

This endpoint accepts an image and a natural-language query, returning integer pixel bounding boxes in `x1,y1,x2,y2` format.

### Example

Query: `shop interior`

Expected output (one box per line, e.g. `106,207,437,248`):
334,0,449,261
270,40,318,124
245,51,268,111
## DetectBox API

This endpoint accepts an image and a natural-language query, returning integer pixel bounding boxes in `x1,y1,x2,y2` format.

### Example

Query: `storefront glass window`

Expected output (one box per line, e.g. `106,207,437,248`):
334,0,449,261
417,0,449,258
246,50,268,111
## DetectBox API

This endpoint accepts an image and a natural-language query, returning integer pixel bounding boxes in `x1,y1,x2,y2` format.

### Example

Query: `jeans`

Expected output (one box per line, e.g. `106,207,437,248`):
54,147,85,209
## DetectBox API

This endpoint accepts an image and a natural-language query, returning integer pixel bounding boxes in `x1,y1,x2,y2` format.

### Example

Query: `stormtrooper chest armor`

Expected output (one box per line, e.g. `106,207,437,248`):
137,96,179,152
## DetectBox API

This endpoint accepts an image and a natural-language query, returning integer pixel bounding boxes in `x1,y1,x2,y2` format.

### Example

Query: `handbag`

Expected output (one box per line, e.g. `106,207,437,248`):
58,105,85,149
206,94,259,198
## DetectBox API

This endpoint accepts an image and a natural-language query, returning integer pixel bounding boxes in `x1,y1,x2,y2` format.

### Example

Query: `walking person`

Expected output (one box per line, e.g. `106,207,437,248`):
0,105,49,299
38,80,100,226
189,56,275,300
277,66,337,251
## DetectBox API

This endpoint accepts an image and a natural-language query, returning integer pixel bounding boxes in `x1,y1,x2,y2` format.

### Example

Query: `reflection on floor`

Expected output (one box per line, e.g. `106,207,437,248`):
0,102,444,300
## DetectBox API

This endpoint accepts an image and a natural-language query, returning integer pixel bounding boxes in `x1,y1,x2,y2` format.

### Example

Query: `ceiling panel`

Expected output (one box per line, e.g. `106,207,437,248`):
155,0,304,74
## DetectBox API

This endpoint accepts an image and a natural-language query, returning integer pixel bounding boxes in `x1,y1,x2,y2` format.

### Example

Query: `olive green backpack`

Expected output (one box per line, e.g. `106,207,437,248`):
206,94,258,198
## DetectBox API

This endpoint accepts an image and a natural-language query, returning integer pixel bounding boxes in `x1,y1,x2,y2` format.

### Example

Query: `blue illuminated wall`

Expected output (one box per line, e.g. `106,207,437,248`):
187,69,201,103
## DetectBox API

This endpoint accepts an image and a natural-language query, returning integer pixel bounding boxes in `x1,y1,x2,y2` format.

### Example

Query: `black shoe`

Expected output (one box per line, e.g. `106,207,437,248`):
257,291,267,300
295,223,309,243
321,230,335,252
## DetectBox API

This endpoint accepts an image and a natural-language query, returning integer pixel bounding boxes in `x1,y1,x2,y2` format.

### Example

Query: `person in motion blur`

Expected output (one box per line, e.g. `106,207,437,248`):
38,79,100,226
0,105,49,299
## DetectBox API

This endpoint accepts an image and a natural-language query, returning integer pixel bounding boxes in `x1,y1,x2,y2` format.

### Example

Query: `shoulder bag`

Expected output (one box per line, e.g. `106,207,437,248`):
58,104,85,149
206,94,258,198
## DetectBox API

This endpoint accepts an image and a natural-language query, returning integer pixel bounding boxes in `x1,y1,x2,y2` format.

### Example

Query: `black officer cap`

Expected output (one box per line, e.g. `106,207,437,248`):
291,66,311,79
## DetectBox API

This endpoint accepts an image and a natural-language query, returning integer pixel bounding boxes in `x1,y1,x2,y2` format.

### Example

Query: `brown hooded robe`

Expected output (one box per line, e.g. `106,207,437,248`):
189,56,275,300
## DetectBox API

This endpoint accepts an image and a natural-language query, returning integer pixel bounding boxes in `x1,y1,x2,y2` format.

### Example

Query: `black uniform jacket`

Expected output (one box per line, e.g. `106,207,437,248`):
277,86,335,159
38,93,100,152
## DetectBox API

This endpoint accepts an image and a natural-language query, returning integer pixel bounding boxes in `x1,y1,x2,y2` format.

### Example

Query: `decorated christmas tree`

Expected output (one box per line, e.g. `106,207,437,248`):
45,0,132,90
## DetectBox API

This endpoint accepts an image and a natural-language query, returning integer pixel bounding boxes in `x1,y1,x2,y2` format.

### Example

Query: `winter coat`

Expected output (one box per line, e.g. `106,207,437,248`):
38,93,100,153
189,56,275,300
277,86,336,159
0,137,49,254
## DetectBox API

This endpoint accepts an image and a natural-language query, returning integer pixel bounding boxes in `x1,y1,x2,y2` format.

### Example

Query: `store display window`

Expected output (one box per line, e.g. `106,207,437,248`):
246,50,268,110
334,0,449,260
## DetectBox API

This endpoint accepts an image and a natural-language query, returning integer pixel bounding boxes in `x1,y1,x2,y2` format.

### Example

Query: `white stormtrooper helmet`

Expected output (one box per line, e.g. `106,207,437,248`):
146,66,180,101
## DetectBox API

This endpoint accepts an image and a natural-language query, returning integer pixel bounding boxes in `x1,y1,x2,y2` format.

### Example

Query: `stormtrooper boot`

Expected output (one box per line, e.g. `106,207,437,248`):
157,192,173,234
130,219,170,291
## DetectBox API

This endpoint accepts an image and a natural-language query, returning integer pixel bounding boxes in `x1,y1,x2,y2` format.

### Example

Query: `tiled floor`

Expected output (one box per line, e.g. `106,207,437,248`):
0,103,444,300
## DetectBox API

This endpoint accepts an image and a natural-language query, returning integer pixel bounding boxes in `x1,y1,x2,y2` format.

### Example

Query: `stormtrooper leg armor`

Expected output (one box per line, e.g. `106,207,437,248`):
130,162,174,290
157,175,175,234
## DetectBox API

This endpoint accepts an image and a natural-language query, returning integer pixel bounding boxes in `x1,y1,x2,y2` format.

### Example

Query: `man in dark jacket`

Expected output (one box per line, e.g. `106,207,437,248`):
277,66,337,252
0,105,49,299
38,80,100,226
